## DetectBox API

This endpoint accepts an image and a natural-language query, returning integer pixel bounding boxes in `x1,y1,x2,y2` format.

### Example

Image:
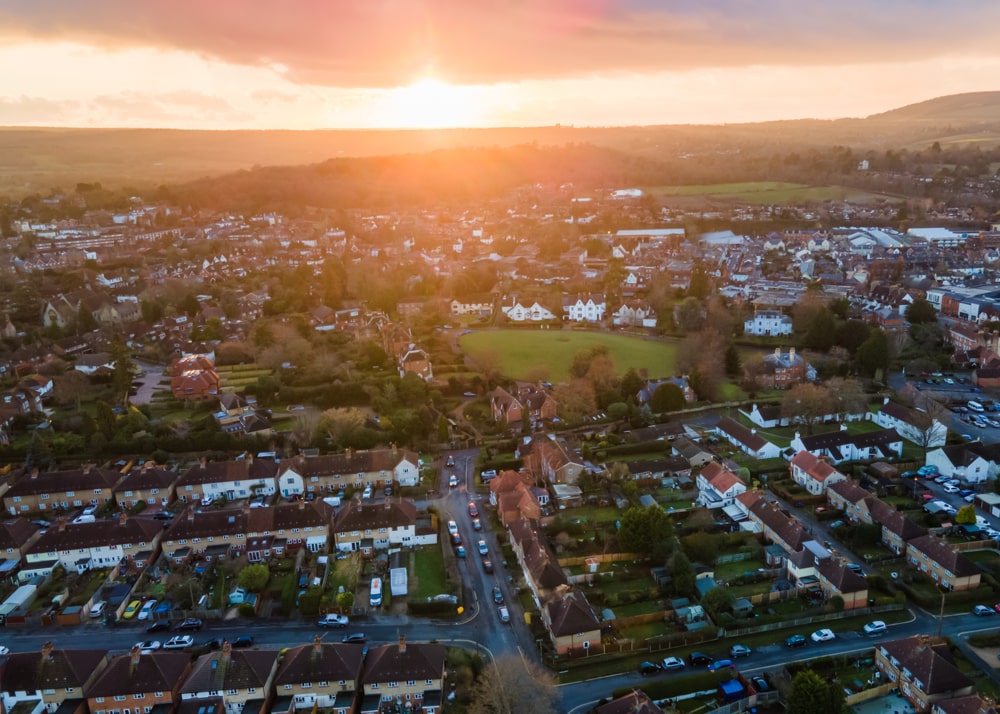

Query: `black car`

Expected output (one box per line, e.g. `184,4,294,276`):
203,637,224,651
482,559,494,574
231,636,254,648
146,621,171,633
174,618,203,631
785,634,807,648
689,652,714,667
492,585,504,604
341,633,367,643
639,661,662,676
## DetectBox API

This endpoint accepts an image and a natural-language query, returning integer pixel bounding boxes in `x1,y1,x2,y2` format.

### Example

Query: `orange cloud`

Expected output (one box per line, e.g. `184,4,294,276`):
2,0,1000,87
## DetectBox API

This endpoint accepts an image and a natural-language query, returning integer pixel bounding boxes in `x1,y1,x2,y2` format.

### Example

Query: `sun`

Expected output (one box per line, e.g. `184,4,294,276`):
380,78,483,129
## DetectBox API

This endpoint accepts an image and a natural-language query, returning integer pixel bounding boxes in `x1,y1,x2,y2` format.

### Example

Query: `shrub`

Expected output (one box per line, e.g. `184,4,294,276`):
238,603,256,617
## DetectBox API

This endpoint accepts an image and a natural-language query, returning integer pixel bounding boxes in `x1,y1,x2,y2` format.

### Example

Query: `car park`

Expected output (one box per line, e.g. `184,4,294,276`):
317,614,349,628
164,635,194,650
811,628,835,642
689,652,714,667
974,605,994,616
175,618,203,631
729,644,751,658
785,634,807,648
639,661,662,675
863,621,887,636
662,656,686,670
498,605,510,623
135,640,161,653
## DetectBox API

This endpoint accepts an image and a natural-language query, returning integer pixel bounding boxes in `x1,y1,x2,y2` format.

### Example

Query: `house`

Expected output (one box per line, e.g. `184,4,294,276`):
1,643,108,714
360,637,446,714
789,451,847,495
696,461,746,509
489,386,558,427
749,347,816,389
531,436,586,485
161,507,251,565
449,295,494,318
489,470,542,524
276,447,421,495
175,456,280,504
789,427,903,465
827,479,876,522
541,585,603,656
502,299,557,322
507,517,569,605
714,417,782,459
271,637,364,714
924,442,1000,483
85,648,191,714
870,398,947,447
741,403,792,429
905,535,981,591
741,493,812,555
611,300,657,328
0,518,42,565
179,642,280,714
637,377,696,405
672,437,714,469
562,293,606,322
815,558,868,609
4,464,122,515
595,690,665,714
171,354,220,401
876,637,974,712
331,498,421,554
868,500,927,555
113,463,180,509
397,347,433,381
21,513,163,579
744,310,793,336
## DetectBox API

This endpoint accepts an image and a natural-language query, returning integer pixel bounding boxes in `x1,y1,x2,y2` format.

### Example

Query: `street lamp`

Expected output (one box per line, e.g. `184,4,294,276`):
913,476,919,500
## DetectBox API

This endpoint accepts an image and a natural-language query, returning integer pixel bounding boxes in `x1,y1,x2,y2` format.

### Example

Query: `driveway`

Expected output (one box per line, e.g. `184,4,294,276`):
130,361,168,405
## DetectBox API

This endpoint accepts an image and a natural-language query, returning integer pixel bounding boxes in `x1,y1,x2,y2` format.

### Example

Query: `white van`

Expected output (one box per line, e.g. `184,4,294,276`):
968,401,985,412
369,577,383,607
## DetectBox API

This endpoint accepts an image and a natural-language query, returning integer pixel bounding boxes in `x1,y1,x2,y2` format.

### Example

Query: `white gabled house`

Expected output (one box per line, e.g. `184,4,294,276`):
696,461,747,509
562,293,606,323
744,310,793,336
789,450,847,495
924,442,1000,484
869,398,947,447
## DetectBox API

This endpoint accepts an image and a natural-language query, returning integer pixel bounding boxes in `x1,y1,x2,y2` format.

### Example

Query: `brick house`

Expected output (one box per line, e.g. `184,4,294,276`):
179,643,280,714
749,347,816,389
789,451,847,495
85,648,191,714
171,354,220,401
359,638,446,714
905,535,981,591
331,498,421,554
271,637,364,714
816,559,868,609
876,637,974,711
1,643,108,714
175,456,280,504
541,586,602,656
113,463,180,509
4,464,122,515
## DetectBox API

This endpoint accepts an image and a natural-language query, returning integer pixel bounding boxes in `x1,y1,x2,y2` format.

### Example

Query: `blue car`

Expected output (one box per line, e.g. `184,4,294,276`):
917,465,939,477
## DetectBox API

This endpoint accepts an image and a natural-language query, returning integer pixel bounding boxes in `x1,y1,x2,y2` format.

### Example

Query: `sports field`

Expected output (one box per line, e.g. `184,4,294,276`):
459,330,678,383
643,181,890,204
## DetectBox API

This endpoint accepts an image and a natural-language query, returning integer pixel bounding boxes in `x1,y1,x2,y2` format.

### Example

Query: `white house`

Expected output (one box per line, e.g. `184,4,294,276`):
714,417,782,460
790,426,903,465
870,398,947,448
789,450,847,495
562,293,606,322
503,300,557,322
924,443,1000,484
743,310,793,337
696,461,747,509
611,300,657,328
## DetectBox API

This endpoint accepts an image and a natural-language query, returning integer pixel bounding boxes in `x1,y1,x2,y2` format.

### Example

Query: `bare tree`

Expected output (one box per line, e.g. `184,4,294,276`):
825,377,868,421
781,383,834,433
467,656,560,714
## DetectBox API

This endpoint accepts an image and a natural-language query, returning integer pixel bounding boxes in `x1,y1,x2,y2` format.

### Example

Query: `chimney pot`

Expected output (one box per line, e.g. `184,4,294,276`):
398,634,406,653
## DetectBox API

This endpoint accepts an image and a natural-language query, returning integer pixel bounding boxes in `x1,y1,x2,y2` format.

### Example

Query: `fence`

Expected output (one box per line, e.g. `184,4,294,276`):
725,603,904,637
558,553,642,567
709,690,781,714
845,683,896,706
716,551,757,565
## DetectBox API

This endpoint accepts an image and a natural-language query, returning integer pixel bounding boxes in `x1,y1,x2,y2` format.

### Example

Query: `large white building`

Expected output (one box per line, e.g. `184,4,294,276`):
744,310,793,337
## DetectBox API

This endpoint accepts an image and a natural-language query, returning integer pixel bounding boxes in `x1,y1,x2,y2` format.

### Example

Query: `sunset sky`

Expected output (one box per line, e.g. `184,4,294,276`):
1,0,999,130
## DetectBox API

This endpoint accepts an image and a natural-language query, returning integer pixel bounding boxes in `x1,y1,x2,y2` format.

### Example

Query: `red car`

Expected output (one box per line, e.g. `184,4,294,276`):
468,502,479,518
993,603,1000,613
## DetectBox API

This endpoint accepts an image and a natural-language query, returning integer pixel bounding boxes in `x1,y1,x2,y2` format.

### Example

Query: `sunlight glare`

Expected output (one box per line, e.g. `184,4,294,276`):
379,78,483,129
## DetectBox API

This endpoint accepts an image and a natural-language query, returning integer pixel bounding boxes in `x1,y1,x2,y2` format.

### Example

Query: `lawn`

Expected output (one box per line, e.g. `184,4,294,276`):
459,330,678,383
412,546,450,600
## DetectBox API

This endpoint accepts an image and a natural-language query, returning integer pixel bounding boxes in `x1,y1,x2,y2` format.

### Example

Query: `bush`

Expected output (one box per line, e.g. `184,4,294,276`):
238,602,256,617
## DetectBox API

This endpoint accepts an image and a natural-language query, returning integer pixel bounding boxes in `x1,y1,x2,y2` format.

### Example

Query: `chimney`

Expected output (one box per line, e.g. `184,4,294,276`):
83,463,91,475
345,447,353,459
199,456,207,470
58,518,67,533
398,634,406,654
247,453,254,465
141,462,149,474
30,468,38,480
774,347,780,358
391,442,397,455
221,640,232,662
41,641,54,661
129,644,141,670
298,498,306,511
187,507,195,522
312,635,323,657
119,511,128,527
384,496,391,510
789,347,796,361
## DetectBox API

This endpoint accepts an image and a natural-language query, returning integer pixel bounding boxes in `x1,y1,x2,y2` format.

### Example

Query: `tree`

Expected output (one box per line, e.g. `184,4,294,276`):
786,669,846,714
724,343,741,377
467,655,560,714
649,383,685,413
955,504,977,525
701,586,735,619
781,383,834,433
825,377,868,420
237,564,270,592
620,368,644,403
618,506,674,558
907,298,937,325
109,338,135,407
674,297,705,332
856,328,890,379
803,308,836,351
669,549,695,597
552,379,597,423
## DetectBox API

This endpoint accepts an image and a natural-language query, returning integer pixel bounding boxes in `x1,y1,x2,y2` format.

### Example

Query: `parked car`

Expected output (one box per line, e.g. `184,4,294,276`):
863,621,887,636
729,644,752,658
341,633,366,643
146,621,171,633
943,484,960,494
472,518,482,531
231,636,254,648
135,640,161,653
447,520,459,536
448,474,458,488
811,628,836,642
174,618,203,631
89,601,106,619
639,661,662,676
492,585,504,604
785,634,807,648
752,676,770,692
446,455,455,467
123,600,142,619
477,539,489,556
973,605,994,616
163,635,194,650
708,659,734,672
498,606,510,623
482,559,494,574
662,656,686,671
317,614,349,628
456,545,466,558
468,502,479,518
689,652,714,667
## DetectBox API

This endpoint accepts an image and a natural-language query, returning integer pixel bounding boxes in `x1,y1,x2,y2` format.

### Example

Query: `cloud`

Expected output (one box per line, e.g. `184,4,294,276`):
0,95,79,124
1,0,999,88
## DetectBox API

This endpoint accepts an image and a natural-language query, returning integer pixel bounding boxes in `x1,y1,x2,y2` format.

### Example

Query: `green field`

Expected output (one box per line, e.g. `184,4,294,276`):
643,181,892,205
459,330,678,382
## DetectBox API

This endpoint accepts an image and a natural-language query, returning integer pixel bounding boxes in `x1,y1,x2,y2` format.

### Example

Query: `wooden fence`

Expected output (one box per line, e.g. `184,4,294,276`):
845,683,896,706
558,553,641,567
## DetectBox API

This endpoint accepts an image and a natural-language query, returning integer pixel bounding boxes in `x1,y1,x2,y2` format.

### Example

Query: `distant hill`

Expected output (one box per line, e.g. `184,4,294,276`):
867,91,1000,124
1,91,999,198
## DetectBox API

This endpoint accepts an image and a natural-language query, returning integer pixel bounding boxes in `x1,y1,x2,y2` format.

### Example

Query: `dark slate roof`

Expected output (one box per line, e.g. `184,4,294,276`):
0,517,39,550
1,648,107,693
907,536,981,578
828,479,870,505
332,499,416,533
596,690,664,714
817,559,867,593
544,589,600,636
114,466,180,493
716,417,768,451
273,641,364,686
180,650,279,694
880,637,973,695
279,448,418,478
7,466,121,497
85,652,190,697
362,641,444,684
28,517,162,554
177,458,279,487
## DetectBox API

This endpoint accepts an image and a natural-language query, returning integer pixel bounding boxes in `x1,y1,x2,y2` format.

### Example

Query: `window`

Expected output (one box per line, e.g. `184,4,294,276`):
67,491,75,497
388,681,398,688
406,680,415,686
223,535,230,540
114,695,127,702
185,485,193,491
320,681,330,687
151,488,159,495
292,528,300,533
40,493,49,500
124,491,133,497
227,690,238,696
425,679,433,685
12,496,20,502
301,683,312,689
96,697,106,703
371,683,379,690
284,685,293,691
43,688,55,695
134,694,144,700
94,489,103,495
